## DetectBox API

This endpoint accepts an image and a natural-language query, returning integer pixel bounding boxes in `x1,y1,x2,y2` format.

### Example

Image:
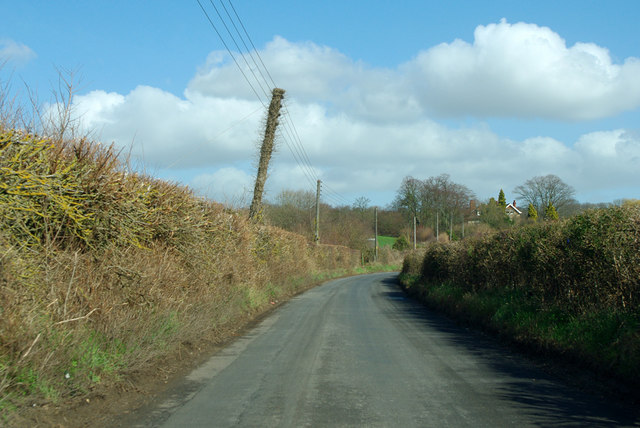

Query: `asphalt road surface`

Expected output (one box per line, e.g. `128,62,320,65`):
127,272,639,427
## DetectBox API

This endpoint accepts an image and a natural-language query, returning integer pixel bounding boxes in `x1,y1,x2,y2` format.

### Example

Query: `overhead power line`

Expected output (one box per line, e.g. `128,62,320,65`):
220,1,275,93
225,0,322,190
196,0,350,205
322,183,350,206
196,0,266,107
226,1,277,88
207,0,271,100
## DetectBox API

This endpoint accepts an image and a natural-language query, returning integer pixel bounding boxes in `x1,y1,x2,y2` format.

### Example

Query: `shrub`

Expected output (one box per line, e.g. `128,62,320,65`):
392,235,409,251
0,130,361,417
400,205,640,385
405,205,640,312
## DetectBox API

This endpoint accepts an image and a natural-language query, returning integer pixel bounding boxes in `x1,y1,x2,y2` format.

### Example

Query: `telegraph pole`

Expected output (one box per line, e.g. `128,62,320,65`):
249,88,285,221
374,207,378,261
413,216,417,250
462,216,465,238
450,210,453,241
315,179,321,245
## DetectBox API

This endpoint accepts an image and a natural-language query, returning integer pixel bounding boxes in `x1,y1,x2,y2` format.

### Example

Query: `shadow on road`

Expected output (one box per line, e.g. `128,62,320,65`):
377,275,639,427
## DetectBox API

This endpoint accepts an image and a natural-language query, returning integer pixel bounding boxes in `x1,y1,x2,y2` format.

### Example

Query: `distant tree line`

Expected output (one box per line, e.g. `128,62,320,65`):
263,189,404,251
391,174,475,239
262,173,632,250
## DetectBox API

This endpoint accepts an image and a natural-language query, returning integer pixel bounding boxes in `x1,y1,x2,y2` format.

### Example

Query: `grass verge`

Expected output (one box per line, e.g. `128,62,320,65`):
400,265,640,389
399,205,640,388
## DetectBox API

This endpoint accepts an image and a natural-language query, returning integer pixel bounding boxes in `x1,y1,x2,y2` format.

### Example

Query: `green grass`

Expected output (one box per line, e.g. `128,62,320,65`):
13,367,59,402
311,269,349,282
377,236,397,248
66,330,129,391
399,275,640,384
354,264,401,274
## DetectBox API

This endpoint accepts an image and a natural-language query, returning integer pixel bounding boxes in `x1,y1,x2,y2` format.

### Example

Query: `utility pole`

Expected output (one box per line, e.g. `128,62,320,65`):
450,210,453,241
315,179,321,245
249,88,285,221
436,211,439,242
462,216,465,238
374,207,378,261
413,216,417,250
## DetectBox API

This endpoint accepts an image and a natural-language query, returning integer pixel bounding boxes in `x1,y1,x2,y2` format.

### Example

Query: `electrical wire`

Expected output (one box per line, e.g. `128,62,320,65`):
196,0,267,108
197,0,351,206
322,183,351,206
216,1,320,190
227,0,277,88
205,1,318,185
207,0,271,100
220,1,318,180
220,1,274,93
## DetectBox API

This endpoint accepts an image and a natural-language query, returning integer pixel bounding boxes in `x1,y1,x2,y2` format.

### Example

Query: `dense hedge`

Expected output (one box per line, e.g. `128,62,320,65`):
0,130,360,420
401,206,640,385
407,206,640,313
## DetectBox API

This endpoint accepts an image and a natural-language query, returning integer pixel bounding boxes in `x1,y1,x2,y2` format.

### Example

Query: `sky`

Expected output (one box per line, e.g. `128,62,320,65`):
2,0,640,208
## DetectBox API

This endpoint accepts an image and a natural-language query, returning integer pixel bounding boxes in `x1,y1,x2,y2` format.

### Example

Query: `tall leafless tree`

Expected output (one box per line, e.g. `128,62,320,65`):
394,174,475,233
513,174,575,216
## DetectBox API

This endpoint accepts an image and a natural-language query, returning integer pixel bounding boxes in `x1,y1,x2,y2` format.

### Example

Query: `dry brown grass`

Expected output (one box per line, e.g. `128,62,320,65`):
0,129,360,423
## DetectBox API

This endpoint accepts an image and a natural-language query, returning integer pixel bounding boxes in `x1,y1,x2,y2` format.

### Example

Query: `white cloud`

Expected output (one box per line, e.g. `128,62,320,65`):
187,36,422,123
71,29,640,206
407,19,640,120
190,167,253,207
572,130,640,189
0,39,36,67
74,86,264,169
188,23,640,122
74,90,125,127
189,36,355,102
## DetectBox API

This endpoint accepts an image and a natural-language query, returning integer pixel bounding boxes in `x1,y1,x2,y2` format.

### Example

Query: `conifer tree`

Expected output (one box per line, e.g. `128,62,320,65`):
498,189,507,210
545,201,559,220
527,203,538,222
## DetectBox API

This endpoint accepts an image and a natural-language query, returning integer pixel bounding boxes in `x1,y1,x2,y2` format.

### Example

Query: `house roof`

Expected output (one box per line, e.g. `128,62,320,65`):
505,202,522,215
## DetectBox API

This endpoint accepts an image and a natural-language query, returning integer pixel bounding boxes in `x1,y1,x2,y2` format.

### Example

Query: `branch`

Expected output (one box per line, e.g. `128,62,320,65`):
20,333,41,361
54,308,98,325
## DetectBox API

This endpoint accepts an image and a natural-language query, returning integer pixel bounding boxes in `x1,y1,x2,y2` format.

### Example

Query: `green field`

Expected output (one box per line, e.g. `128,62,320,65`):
377,236,397,248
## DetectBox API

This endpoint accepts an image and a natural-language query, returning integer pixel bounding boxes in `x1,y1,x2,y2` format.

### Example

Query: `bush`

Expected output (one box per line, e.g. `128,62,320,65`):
0,130,361,417
393,235,409,251
406,206,640,312
400,206,640,385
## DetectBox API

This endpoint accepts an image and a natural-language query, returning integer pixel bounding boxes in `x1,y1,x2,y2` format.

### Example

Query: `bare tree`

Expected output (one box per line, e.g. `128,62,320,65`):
513,174,575,216
419,174,474,225
392,176,422,219
275,189,316,211
393,174,475,235
264,189,316,237
353,196,371,212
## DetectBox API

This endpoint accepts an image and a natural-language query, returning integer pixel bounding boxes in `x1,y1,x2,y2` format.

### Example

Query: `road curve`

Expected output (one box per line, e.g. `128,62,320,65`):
127,272,638,427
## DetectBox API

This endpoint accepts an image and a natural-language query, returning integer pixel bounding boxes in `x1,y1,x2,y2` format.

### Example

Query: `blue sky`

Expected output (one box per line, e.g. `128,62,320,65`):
2,1,640,207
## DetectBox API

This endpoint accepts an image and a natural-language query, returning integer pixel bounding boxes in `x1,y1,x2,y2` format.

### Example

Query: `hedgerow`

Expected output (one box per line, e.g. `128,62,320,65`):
401,207,640,383
0,129,360,422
